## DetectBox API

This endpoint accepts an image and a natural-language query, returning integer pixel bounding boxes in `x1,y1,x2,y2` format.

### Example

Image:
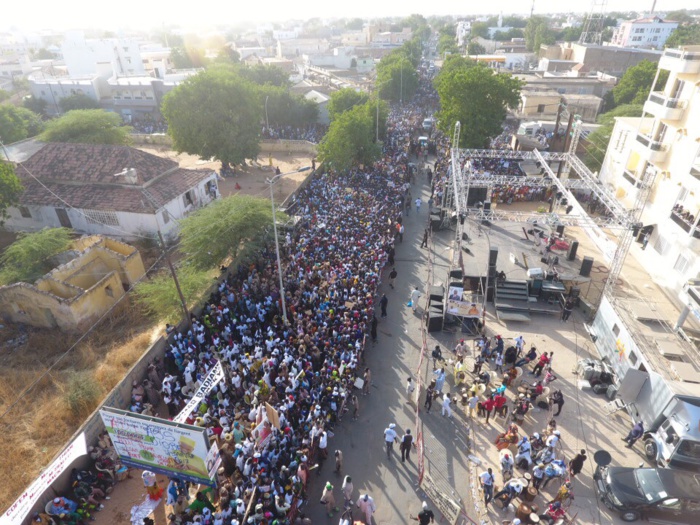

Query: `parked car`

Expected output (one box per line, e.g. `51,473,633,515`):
593,465,700,522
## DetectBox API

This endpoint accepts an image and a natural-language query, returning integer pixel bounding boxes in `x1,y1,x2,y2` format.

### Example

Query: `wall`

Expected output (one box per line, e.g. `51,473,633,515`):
259,139,318,156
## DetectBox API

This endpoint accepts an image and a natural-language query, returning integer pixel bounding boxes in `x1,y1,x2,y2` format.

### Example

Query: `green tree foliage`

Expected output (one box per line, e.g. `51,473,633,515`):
23,96,48,117
502,16,528,28
213,46,240,65
524,17,555,52
376,52,419,103
556,26,583,42
666,10,695,25
238,64,290,87
0,162,23,227
58,94,100,112
133,266,213,323
582,104,643,172
345,18,364,30
259,85,318,127
318,102,381,172
467,42,486,55
64,372,102,419
438,33,458,56
402,14,431,40
0,89,10,102
40,109,131,145
0,105,44,143
435,64,522,148
493,28,525,41
170,46,207,69
162,68,261,167
0,227,73,285
438,55,478,77
31,48,55,60
327,88,369,121
470,22,490,39
179,195,278,270
665,25,700,47
611,60,668,107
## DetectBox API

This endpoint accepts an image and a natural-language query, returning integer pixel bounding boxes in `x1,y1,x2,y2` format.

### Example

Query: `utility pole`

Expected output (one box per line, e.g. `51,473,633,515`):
157,230,192,330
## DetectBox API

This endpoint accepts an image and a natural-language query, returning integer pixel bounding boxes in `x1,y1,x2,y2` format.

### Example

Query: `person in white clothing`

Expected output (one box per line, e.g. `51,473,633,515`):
357,493,376,525
415,197,422,212
410,287,421,312
441,393,452,418
384,424,398,458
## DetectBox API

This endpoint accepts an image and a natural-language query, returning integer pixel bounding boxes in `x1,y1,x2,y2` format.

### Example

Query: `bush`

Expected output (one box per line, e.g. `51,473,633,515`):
64,373,102,419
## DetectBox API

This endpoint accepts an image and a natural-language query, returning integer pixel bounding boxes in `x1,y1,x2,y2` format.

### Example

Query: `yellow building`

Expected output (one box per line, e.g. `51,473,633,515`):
0,236,146,331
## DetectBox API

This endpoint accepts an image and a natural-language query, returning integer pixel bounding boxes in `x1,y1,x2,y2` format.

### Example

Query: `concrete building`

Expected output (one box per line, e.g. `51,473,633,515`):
304,90,330,125
277,39,331,59
3,142,218,241
456,21,471,48
539,42,662,77
0,236,146,331
303,47,355,70
61,31,146,77
611,16,679,50
598,45,700,298
517,86,602,122
514,72,617,98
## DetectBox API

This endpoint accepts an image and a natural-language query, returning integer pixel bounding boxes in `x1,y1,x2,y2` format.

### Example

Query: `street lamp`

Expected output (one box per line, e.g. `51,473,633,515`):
266,166,311,326
264,95,270,131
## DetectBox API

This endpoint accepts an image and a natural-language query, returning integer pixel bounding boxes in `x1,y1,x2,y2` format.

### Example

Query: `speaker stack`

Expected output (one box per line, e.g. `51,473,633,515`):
567,240,579,261
580,256,594,277
487,247,498,303
426,285,445,332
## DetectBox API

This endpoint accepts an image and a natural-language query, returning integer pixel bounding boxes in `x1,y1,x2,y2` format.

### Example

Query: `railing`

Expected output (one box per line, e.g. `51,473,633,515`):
670,211,700,239
636,133,668,152
663,49,700,61
648,92,686,109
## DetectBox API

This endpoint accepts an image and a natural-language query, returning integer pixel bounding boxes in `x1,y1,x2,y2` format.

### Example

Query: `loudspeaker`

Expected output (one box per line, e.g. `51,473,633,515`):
427,312,443,332
580,256,594,277
429,285,445,302
483,202,492,211
488,247,499,266
556,224,565,237
567,240,579,261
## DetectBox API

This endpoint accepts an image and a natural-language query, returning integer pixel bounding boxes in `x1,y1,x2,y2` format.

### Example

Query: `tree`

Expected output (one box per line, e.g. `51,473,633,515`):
438,33,458,56
170,46,207,69
612,60,668,107
471,22,490,39
0,162,23,227
133,266,213,323
493,28,525,41
467,42,486,55
0,105,44,143
524,16,553,52
0,89,10,102
238,64,290,87
582,104,643,172
0,228,72,285
327,88,369,121
345,18,364,30
40,110,131,145
213,46,240,65
23,96,48,117
318,102,381,172
556,26,583,42
58,94,100,112
665,25,700,47
179,195,278,271
435,64,522,148
31,48,55,60
162,68,261,168
376,54,418,103
666,10,695,25
258,85,318,127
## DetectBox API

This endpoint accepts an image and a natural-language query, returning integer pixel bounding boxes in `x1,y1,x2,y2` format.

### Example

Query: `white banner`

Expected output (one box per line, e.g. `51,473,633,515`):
173,361,225,424
1,433,87,525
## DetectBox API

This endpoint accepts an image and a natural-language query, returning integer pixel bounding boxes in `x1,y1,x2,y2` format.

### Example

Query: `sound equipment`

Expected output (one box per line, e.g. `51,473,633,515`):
429,285,444,302
488,248,499,266
580,256,594,277
567,240,579,261
556,224,565,237
483,201,492,211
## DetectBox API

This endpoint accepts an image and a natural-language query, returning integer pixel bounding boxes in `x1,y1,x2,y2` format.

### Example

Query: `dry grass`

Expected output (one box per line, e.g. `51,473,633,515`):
0,300,159,510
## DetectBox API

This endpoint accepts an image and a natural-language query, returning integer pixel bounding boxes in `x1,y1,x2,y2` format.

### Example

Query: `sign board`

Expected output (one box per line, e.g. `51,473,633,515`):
206,441,222,480
100,407,214,486
265,402,280,429
1,433,87,525
174,361,225,424
446,286,483,318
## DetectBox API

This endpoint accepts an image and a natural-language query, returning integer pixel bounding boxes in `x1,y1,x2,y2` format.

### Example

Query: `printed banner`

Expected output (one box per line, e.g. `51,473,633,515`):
1,433,87,525
100,407,214,486
446,286,483,318
174,361,225,424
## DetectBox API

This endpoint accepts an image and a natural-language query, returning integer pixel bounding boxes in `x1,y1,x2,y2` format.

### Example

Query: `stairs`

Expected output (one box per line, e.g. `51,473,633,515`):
495,280,531,321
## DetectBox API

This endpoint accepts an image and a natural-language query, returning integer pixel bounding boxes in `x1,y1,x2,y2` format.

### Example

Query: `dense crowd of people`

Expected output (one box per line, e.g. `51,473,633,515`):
128,116,169,134
261,125,327,143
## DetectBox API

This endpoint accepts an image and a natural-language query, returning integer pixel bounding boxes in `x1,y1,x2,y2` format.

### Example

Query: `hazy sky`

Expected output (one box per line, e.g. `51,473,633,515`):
3,0,698,32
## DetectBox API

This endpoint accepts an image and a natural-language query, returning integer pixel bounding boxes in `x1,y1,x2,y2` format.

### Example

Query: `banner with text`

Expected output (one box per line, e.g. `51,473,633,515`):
174,361,225,424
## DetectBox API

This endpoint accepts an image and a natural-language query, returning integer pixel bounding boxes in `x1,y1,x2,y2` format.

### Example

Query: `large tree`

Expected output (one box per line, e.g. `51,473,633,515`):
665,25,700,47
524,16,555,52
258,85,318,128
40,109,131,145
0,162,23,226
134,267,213,323
435,64,522,148
58,94,100,112
317,102,382,172
238,64,290,88
0,105,44,144
376,53,419,103
327,88,369,121
162,68,261,167
0,227,73,285
467,42,486,55
611,60,667,107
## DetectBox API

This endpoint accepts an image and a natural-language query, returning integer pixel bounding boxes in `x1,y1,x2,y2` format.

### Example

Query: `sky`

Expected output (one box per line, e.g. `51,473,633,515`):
3,0,698,32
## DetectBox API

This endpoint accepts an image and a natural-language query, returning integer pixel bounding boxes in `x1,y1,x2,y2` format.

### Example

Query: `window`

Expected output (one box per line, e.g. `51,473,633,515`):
183,190,195,207
674,253,691,274
18,206,32,218
537,104,545,113
83,209,120,227
653,236,670,255
629,351,638,365
615,130,629,152
105,285,114,298
612,324,620,337
678,186,689,203
162,211,170,224
655,28,661,33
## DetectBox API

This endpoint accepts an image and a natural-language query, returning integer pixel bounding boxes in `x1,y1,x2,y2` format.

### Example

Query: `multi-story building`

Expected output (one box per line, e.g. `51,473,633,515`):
456,21,471,48
611,16,678,50
599,45,700,298
539,42,661,78
61,31,146,77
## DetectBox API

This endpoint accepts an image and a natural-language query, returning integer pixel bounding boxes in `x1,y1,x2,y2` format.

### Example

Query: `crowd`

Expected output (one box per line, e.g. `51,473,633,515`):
261,125,327,143
128,117,169,134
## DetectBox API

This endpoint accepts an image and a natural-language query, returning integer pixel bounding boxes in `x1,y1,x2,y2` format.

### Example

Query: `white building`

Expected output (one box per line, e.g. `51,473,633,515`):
3,142,218,241
611,16,678,50
598,45,700,297
456,21,471,48
61,31,146,77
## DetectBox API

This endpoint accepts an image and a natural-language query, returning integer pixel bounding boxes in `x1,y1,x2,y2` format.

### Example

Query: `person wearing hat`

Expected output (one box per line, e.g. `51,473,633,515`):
493,478,524,509
321,482,339,517
500,451,514,481
410,501,435,524
384,423,399,459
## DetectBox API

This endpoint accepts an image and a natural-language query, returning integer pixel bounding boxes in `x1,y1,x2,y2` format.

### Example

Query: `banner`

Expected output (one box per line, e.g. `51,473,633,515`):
174,361,225,424
100,407,213,486
446,286,483,318
1,433,87,525
206,441,222,479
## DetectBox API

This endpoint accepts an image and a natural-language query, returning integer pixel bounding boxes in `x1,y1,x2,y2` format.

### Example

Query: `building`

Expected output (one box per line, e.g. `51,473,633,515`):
0,235,146,331
3,142,218,240
539,42,661,78
611,16,679,50
304,90,330,125
514,72,617,98
598,45,700,298
61,31,146,77
277,39,331,59
456,21,471,48
517,86,603,122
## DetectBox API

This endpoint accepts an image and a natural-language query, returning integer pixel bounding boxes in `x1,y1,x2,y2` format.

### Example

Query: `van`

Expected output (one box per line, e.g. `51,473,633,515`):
422,118,435,131
593,465,700,522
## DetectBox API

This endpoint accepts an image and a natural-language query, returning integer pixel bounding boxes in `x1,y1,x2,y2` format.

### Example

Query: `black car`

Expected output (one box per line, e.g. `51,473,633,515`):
593,465,700,523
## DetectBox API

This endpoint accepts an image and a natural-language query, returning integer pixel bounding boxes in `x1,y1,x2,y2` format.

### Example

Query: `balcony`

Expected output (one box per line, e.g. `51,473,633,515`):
659,48,700,74
622,169,643,188
643,92,687,121
670,210,700,239
634,133,669,164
